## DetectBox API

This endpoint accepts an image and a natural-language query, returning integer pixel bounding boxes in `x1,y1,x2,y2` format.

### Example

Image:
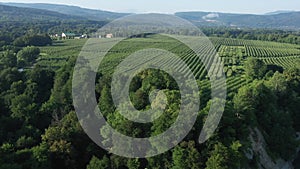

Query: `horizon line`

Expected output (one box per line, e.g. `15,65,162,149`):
0,1,299,15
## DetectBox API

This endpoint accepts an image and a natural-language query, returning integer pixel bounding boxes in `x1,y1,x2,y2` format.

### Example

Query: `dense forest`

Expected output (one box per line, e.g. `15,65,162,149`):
0,4,300,169
201,27,300,45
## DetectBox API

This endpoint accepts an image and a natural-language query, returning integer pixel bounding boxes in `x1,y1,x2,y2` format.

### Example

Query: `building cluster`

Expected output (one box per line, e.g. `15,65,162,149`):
50,33,114,39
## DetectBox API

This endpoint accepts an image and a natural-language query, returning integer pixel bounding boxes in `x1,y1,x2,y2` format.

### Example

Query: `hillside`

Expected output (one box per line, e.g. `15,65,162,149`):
2,2,129,21
175,11,300,29
2,2,300,29
0,4,108,38
26,35,300,169
0,4,85,22
0,3,299,169
265,10,296,15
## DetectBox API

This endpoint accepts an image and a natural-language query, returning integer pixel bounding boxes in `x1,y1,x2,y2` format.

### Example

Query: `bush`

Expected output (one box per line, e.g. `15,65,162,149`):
13,34,52,47
244,57,267,80
17,46,40,67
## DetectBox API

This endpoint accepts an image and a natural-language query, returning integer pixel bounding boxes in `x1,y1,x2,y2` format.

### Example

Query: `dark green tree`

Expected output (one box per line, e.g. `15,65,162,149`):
172,141,201,169
205,143,229,169
87,156,111,169
0,50,17,68
244,57,267,80
17,46,40,67
10,94,37,122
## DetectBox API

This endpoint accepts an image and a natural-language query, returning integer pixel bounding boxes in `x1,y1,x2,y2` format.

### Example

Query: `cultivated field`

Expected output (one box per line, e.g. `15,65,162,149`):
38,35,300,99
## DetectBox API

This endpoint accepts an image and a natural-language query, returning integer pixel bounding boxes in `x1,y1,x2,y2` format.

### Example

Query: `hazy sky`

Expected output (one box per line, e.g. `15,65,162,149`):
1,0,300,14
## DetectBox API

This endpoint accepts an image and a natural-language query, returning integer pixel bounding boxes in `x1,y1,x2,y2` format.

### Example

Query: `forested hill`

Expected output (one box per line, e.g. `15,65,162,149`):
0,4,86,22
175,11,300,29
3,2,300,29
0,4,108,38
1,2,129,21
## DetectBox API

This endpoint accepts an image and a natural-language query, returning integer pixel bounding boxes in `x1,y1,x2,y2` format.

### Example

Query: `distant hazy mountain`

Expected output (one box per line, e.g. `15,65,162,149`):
0,4,85,22
265,10,295,15
1,2,300,30
175,11,300,29
2,2,129,21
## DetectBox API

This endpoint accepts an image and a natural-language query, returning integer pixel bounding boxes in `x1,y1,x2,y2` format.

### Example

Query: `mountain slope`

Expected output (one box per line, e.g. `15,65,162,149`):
0,4,108,35
265,10,295,15
2,2,300,29
2,2,129,21
175,11,300,29
0,4,85,22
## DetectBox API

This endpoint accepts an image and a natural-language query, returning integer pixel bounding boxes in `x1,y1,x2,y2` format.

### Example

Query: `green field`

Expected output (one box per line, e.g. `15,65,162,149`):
39,37,300,69
38,39,87,69
38,36,300,99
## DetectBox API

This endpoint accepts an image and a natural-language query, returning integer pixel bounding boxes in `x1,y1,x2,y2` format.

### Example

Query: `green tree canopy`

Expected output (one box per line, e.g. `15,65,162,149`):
17,46,40,67
244,57,267,80
86,156,111,169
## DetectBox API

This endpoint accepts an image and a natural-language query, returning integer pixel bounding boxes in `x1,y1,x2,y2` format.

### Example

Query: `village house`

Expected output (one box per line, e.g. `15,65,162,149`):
62,32,76,39
106,33,113,38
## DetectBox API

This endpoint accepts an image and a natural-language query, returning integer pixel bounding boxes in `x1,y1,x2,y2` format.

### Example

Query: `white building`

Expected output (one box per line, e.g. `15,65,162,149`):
106,34,113,38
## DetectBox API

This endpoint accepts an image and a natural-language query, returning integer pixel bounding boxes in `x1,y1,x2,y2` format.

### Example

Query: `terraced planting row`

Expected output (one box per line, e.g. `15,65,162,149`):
245,46,300,57
98,36,225,83
211,37,300,69
260,56,300,68
38,39,87,69
37,36,300,99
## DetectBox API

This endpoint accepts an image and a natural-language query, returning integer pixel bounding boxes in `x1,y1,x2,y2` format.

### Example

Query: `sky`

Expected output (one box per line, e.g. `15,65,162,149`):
0,0,300,14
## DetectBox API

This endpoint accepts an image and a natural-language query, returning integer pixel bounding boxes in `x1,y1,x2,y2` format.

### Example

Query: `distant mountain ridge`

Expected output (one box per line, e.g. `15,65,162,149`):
0,4,85,22
175,11,300,29
1,2,300,30
1,2,129,21
264,10,295,15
